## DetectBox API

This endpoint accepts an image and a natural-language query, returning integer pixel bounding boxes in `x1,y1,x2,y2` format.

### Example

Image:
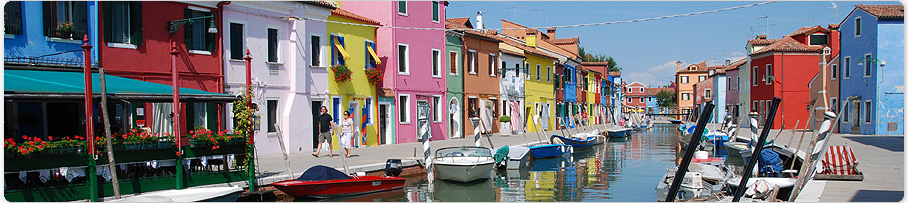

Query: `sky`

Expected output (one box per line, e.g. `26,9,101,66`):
446,1,903,87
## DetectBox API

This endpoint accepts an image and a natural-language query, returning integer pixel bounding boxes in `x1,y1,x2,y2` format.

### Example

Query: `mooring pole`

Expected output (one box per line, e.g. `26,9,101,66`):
733,97,781,202
81,35,99,202
169,42,185,190
664,102,714,202
244,49,256,191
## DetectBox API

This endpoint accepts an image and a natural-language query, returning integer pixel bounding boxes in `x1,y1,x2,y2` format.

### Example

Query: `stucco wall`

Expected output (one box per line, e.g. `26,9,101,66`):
4,1,100,65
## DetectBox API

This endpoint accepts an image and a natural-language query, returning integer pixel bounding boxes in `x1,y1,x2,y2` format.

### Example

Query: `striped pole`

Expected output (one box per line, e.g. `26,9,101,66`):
788,111,835,201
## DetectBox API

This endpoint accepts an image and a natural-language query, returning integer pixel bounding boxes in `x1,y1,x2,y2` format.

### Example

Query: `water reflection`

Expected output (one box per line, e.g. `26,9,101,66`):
288,124,682,202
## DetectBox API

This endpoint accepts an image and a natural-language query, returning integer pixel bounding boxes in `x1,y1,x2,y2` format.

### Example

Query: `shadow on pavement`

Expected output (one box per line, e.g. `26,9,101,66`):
849,190,904,202
842,136,903,152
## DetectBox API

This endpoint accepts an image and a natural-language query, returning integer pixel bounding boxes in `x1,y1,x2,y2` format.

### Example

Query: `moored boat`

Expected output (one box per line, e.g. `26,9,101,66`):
433,146,496,182
606,127,630,138
550,134,602,149
528,144,573,159
108,186,244,202
271,165,405,199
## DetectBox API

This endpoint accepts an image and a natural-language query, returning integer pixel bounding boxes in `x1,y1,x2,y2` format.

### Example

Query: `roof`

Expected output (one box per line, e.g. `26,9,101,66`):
331,8,381,25
445,17,472,29
581,61,609,66
302,1,336,9
609,72,621,77
856,4,904,19
496,35,558,60
678,61,709,73
725,58,747,71
645,87,674,96
786,26,829,37
748,38,780,45
752,36,824,55
4,69,238,102
548,37,579,44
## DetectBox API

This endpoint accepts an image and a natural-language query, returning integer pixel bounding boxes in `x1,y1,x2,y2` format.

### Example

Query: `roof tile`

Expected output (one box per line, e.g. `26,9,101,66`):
331,8,381,25
752,36,824,55
856,4,904,18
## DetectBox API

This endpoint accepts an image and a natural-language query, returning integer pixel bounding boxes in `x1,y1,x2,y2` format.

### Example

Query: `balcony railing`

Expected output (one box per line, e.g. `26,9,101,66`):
45,27,88,40
5,23,22,35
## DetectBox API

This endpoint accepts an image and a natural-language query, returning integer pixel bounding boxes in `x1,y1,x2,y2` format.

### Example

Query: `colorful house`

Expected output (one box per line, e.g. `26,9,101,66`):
749,26,831,129
343,1,448,143
222,1,335,155
498,34,527,134
498,35,557,132
624,81,647,110
725,59,746,122
742,35,777,126
588,69,602,124
807,24,841,132
326,7,382,148
838,5,904,135
444,27,465,139
675,61,709,115
709,66,727,122
446,17,502,136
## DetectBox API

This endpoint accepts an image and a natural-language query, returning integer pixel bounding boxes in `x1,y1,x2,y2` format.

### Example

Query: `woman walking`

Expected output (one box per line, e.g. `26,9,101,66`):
339,111,355,158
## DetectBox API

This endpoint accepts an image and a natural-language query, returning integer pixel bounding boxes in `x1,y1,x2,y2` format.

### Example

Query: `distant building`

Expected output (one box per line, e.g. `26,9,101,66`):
624,81,647,111
725,59,747,122
675,61,709,115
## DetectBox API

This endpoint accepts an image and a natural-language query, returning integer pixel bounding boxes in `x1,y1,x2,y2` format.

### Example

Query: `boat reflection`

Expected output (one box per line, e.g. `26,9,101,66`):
432,179,496,202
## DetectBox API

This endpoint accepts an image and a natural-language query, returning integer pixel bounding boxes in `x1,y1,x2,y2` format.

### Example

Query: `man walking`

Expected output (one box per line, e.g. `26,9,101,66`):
313,106,334,157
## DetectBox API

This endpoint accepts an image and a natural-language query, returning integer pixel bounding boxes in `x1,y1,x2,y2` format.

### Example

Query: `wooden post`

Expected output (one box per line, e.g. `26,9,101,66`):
99,68,121,198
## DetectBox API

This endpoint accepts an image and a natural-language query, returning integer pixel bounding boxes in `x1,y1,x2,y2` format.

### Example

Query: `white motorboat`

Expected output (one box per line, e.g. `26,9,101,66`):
655,163,731,201
108,186,244,202
502,146,531,170
433,146,496,182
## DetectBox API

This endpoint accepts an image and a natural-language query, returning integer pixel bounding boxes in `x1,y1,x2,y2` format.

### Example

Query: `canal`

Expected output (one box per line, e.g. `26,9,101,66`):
279,124,686,202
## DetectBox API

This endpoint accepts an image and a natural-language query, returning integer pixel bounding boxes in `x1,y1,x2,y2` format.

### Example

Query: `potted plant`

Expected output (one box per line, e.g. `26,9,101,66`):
55,22,74,39
331,65,352,83
364,68,383,86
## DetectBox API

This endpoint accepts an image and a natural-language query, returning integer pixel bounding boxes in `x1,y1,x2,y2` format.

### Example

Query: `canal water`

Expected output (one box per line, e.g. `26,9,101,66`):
285,124,686,202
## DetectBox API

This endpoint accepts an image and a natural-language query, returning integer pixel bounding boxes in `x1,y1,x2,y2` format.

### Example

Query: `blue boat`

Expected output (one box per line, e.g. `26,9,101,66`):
528,144,572,159
550,135,602,149
606,127,630,138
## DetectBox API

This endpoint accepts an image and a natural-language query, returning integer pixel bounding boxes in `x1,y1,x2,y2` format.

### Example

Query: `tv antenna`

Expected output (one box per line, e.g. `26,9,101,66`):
756,15,775,36
529,9,548,27
829,2,839,17
508,7,517,21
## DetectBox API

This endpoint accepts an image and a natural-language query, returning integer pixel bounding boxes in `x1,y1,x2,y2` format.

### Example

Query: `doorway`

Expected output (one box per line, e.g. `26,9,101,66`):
378,103,391,144
311,101,322,150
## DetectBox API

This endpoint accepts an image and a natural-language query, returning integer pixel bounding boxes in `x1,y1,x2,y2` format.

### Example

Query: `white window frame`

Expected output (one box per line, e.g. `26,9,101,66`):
862,100,872,124
682,93,690,101
449,50,459,76
489,53,497,77
830,97,838,113
431,1,439,23
680,76,689,84
765,64,773,85
547,66,552,82
524,62,531,80
753,101,758,112
433,95,442,123
366,96,374,125
467,50,477,74
266,98,280,134
432,49,442,78
699,75,706,82
310,34,324,68
736,76,740,90
705,89,712,99
398,43,410,75
266,27,281,64
863,53,872,78
844,57,851,79
831,64,838,80
639,97,644,103
397,1,407,16
399,94,411,124
536,64,542,81
854,17,862,37
752,66,759,86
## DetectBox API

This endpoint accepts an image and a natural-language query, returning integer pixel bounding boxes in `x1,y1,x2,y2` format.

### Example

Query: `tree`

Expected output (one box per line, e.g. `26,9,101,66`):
578,47,621,72
605,56,621,72
656,90,677,107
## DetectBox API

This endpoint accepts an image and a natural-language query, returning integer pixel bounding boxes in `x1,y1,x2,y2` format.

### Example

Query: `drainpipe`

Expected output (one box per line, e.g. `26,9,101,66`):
217,1,231,132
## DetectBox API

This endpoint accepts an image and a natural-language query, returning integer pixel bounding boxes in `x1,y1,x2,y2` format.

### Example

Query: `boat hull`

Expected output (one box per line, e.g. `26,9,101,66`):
607,129,629,138
109,186,245,202
551,135,601,149
271,176,406,199
505,146,531,170
529,144,572,159
433,160,495,182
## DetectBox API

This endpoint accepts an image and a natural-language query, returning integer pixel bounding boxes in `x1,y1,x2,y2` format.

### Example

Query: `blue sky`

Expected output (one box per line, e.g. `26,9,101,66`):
446,1,902,87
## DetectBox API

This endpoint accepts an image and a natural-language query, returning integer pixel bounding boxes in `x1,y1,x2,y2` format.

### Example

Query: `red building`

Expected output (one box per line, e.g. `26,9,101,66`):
693,75,714,105
623,81,646,109
749,26,834,129
99,2,227,135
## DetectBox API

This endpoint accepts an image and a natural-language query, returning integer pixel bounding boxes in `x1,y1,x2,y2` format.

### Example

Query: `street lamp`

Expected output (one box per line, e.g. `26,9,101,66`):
168,15,218,35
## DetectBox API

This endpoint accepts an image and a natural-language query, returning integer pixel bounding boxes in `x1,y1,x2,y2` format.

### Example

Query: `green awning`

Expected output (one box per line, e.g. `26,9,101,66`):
4,69,238,102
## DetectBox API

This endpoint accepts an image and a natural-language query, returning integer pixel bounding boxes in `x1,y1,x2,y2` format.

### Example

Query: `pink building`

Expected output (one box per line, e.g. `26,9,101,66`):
624,81,647,109
342,1,447,143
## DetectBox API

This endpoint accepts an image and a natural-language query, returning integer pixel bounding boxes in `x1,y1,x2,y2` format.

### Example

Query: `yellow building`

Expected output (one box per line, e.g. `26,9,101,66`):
523,50,558,132
326,8,381,149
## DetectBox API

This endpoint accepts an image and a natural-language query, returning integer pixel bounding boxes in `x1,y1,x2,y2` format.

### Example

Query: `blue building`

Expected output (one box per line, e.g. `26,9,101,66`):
838,5,904,135
4,1,100,66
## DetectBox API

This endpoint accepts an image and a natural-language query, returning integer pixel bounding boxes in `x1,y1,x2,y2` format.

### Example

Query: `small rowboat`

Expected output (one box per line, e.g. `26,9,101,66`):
271,165,405,199
108,186,244,202
529,144,573,159
550,134,602,149
606,127,630,138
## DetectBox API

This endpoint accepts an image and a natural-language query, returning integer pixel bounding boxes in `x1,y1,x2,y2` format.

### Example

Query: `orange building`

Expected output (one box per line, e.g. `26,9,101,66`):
675,61,710,112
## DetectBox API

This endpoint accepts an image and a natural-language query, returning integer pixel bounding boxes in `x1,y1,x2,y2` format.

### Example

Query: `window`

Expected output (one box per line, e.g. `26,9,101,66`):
809,34,828,45
398,1,407,15
705,89,712,99
433,96,442,122
863,100,872,123
682,93,690,100
468,97,478,117
433,49,441,77
864,54,872,77
765,64,773,85
332,97,341,123
44,1,88,39
331,35,346,65
752,66,759,86
854,17,861,36
680,76,689,84
843,99,849,122
547,66,552,82
366,41,377,69
228,23,244,59
267,28,278,62
830,97,838,113
502,61,507,75
4,1,22,34
103,2,142,45
536,64,542,81
432,1,439,22
524,62,530,78
699,75,706,82
449,51,458,75
736,76,740,89
185,8,214,52
267,100,278,133
311,35,321,67
515,63,521,77
831,64,838,80
639,98,644,103
852,100,860,123
627,98,632,103
398,44,409,74
728,78,732,90
490,98,499,118
753,101,758,112
844,57,851,79
489,54,497,77
399,94,410,123
640,87,644,92
365,97,373,125
467,50,477,74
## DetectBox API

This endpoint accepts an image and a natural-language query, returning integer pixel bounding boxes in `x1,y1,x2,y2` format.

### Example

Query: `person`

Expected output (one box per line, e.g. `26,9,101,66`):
339,111,355,158
313,106,334,157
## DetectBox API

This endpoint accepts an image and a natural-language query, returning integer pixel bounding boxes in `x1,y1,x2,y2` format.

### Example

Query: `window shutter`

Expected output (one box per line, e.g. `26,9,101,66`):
102,2,112,42
43,1,53,36
338,36,345,65
268,28,277,62
184,8,192,49
130,2,143,45
73,1,88,37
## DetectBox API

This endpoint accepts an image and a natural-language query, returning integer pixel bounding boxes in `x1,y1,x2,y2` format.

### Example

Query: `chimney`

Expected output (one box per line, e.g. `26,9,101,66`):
756,35,767,39
676,61,683,72
476,11,484,29
546,27,556,39
526,30,537,47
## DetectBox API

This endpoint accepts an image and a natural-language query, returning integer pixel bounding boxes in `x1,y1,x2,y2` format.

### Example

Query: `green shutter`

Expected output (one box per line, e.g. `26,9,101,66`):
398,1,406,14
184,8,192,50
130,2,143,45
102,2,112,42
42,1,52,36
207,103,217,130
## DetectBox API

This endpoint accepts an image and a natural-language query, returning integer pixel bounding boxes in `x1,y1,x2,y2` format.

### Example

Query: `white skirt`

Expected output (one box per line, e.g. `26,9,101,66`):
340,132,354,149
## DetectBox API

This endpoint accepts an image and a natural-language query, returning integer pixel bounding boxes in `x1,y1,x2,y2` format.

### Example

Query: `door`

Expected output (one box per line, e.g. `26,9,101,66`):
311,101,322,150
379,104,389,145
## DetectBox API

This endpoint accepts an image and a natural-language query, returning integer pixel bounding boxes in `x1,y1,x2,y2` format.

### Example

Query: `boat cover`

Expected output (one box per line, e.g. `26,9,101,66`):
494,146,510,163
296,165,352,181
758,149,783,176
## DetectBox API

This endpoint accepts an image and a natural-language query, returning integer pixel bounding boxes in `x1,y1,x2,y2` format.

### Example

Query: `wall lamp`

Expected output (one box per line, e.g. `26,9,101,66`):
168,15,217,35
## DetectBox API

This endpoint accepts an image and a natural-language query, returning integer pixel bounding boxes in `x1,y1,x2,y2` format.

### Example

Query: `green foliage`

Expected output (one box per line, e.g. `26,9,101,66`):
656,90,677,107
578,47,621,72
231,85,258,176
499,115,511,122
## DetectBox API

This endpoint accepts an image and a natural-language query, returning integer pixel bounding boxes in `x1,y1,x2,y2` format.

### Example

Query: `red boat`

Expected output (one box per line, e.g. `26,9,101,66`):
271,165,406,199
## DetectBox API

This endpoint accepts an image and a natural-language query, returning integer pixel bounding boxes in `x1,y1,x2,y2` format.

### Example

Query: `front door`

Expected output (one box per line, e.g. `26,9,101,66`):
378,103,390,145
311,101,322,150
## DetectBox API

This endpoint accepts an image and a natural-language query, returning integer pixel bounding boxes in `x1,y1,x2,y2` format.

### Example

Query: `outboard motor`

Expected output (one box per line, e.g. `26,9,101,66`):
385,159,402,177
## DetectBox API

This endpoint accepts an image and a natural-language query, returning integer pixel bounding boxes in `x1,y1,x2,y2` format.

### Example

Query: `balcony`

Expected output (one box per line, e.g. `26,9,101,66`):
45,27,88,40
5,23,22,35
